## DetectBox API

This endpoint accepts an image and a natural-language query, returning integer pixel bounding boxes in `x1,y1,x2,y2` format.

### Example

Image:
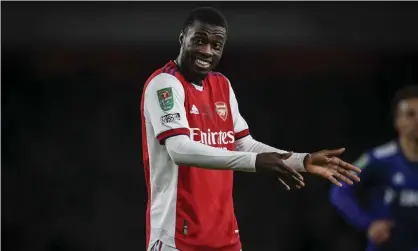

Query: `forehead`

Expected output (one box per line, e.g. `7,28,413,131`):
187,20,227,37
399,98,418,112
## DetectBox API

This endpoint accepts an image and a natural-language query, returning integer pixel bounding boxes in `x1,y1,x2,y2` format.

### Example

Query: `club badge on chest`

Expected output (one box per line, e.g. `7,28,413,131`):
215,102,228,121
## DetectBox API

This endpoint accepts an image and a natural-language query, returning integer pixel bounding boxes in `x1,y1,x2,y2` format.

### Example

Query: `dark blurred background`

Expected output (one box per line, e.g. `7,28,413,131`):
2,1,418,251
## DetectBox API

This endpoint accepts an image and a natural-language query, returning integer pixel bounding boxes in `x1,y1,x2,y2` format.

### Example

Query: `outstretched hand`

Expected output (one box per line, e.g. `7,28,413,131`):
303,148,361,187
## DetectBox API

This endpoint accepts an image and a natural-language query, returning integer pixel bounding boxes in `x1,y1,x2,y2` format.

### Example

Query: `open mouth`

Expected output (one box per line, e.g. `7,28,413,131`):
194,58,211,69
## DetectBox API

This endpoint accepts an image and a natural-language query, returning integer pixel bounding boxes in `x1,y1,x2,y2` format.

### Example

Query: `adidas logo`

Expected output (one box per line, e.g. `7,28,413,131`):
190,104,199,114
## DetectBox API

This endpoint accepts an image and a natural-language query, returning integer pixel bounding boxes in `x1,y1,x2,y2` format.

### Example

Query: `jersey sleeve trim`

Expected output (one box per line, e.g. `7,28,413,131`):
162,65,178,76
156,128,190,145
235,129,250,140
143,72,190,143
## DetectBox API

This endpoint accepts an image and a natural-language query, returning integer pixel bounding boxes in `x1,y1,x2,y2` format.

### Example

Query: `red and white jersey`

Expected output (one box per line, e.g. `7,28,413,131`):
141,61,250,251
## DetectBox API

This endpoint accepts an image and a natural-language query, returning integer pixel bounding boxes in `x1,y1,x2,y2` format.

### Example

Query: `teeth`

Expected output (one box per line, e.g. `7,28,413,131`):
196,59,210,66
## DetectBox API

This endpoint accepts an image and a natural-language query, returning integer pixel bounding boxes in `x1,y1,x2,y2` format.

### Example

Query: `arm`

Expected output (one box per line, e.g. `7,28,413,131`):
329,153,376,230
228,80,309,172
165,135,256,172
143,73,256,172
235,135,308,172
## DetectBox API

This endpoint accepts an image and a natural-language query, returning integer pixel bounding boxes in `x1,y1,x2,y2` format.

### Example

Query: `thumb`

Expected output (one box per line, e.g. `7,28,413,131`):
276,152,293,160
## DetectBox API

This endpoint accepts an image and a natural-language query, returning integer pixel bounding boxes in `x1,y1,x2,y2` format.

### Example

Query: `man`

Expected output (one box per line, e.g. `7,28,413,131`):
141,7,361,251
330,85,418,251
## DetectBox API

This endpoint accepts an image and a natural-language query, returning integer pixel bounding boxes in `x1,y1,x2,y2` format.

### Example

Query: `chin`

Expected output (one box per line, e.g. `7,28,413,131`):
192,65,212,75
197,68,212,75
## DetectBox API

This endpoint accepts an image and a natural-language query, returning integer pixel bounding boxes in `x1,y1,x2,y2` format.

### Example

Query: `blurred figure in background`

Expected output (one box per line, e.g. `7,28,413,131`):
330,85,418,251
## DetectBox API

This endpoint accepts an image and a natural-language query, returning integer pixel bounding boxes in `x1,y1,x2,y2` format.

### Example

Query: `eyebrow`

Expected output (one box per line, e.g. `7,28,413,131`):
194,31,225,40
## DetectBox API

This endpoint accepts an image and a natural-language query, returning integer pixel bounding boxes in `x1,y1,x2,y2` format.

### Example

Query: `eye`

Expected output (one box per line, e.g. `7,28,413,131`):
193,38,204,45
213,42,223,50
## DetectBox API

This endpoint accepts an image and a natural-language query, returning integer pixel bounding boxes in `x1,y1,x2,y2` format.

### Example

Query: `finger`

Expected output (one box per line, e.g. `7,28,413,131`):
328,157,362,174
276,177,291,191
275,151,293,160
275,159,304,181
282,175,301,189
335,167,361,182
292,175,305,187
323,148,345,157
332,171,354,185
291,170,304,182
277,171,302,189
340,161,362,174
328,175,343,187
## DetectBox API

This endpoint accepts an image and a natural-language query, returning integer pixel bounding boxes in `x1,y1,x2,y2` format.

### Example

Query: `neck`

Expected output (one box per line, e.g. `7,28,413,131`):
399,136,418,162
175,56,205,85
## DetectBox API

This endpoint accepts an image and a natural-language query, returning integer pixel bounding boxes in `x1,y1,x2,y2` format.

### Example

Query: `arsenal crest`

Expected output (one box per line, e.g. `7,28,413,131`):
215,102,228,121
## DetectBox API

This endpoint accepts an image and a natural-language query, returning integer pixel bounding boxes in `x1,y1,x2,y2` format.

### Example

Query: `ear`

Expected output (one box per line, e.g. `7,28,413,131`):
179,31,184,45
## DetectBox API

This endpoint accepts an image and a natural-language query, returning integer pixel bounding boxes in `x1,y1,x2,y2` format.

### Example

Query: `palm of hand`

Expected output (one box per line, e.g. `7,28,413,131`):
304,148,361,187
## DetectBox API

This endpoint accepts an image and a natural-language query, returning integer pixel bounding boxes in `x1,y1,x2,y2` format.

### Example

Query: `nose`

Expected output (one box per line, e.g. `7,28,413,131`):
199,44,213,56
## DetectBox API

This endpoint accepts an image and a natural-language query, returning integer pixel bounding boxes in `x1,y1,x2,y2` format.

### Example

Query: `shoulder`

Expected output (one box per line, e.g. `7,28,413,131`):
209,71,227,78
144,72,184,95
371,141,399,160
208,71,231,85
208,71,235,95
356,141,399,169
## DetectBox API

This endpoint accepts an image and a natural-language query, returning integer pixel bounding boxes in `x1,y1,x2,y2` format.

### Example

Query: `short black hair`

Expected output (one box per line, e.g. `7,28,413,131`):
183,7,228,32
391,85,418,117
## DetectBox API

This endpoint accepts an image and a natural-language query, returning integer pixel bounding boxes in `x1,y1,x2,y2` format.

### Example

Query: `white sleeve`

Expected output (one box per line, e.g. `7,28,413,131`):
166,135,257,172
228,79,250,140
234,135,309,172
144,73,190,144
